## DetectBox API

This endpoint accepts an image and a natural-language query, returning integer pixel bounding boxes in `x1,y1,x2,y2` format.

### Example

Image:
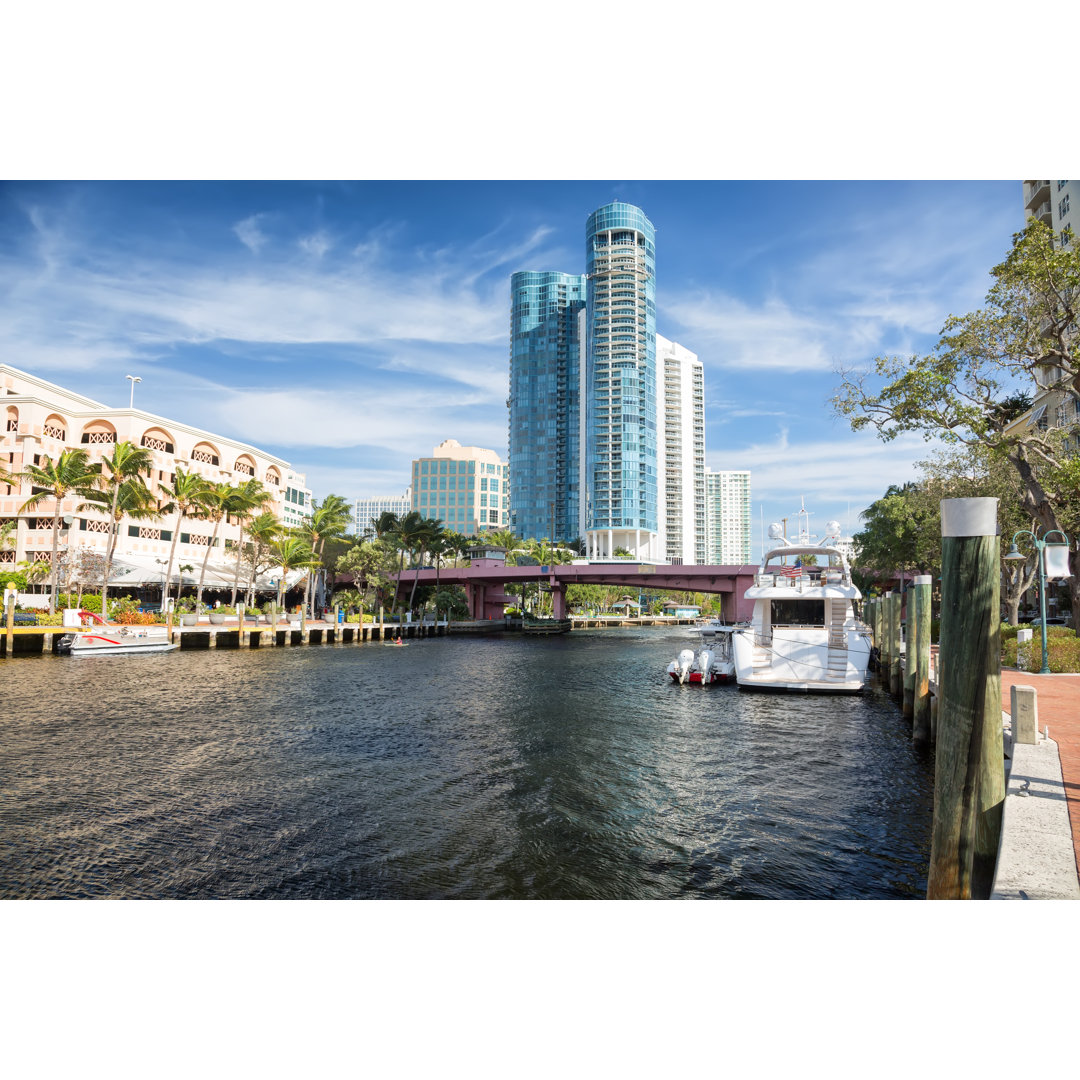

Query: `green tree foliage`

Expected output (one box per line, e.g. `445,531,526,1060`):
834,220,1080,627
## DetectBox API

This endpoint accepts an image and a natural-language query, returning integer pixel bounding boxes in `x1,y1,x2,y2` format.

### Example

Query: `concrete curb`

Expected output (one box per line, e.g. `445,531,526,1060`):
992,728,1080,900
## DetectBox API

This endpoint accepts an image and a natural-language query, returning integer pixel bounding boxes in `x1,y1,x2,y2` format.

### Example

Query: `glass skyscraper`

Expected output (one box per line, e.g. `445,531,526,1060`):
584,202,658,559
508,201,661,559
508,270,586,543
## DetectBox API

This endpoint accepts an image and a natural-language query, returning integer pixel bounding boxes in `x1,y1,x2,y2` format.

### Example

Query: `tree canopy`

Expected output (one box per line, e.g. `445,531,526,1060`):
834,221,1080,625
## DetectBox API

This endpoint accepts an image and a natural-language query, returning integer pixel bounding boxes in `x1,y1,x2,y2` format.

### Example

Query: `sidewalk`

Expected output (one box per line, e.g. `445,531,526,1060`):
1000,669,1080,886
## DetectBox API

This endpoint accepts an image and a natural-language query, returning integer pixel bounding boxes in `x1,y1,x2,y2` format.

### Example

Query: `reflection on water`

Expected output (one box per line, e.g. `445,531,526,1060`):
0,630,932,899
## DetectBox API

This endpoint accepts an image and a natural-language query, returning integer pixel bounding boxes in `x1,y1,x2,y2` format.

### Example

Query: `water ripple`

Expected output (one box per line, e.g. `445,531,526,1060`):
0,631,932,899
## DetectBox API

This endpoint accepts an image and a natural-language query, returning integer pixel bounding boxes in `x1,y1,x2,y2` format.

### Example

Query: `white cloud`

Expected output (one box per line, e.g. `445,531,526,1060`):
298,230,333,259
233,214,269,254
666,292,835,371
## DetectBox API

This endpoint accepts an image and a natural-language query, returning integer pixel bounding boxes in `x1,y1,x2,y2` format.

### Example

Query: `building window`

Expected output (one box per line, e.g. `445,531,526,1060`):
1061,194,1071,218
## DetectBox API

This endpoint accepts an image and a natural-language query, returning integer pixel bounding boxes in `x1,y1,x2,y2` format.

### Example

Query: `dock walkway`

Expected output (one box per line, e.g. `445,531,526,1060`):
999,669,1080,895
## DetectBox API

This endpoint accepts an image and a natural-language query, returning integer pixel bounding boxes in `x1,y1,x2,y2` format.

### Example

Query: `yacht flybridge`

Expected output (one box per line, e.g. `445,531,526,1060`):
731,519,871,694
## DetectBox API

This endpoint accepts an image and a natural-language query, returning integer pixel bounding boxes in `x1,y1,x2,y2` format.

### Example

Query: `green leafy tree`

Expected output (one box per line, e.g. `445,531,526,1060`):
17,447,101,613
337,537,398,614
834,220,1080,627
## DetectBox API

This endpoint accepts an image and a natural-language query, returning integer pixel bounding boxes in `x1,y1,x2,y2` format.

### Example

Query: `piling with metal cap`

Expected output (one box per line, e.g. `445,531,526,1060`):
927,498,1004,900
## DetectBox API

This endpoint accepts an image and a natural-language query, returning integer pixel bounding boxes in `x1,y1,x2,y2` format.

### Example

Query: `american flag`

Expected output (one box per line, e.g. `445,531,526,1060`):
779,562,803,578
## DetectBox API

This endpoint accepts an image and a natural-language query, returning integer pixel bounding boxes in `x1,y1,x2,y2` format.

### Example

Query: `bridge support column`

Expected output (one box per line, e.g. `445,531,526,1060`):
551,583,567,620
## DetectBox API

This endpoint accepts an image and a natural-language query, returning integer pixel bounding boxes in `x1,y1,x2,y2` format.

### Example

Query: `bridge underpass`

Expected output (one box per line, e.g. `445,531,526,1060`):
396,556,758,623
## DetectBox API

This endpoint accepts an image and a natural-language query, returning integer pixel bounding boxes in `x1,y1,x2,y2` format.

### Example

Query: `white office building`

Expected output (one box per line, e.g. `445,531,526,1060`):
355,491,411,537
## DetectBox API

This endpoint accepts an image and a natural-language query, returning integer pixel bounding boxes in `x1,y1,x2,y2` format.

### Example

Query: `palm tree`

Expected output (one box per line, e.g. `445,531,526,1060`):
80,470,159,616
18,447,102,613
243,511,282,608
301,494,353,616
193,480,238,614
268,535,320,608
390,510,426,618
89,441,155,619
226,478,273,607
155,467,212,611
406,516,444,616
369,511,400,541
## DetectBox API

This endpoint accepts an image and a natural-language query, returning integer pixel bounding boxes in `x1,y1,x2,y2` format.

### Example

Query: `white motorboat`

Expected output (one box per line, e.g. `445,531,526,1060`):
57,611,178,655
731,520,870,693
667,625,735,685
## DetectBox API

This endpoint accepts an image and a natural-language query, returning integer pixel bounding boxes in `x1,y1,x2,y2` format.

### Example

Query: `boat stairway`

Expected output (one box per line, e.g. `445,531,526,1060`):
752,642,772,670
826,610,849,680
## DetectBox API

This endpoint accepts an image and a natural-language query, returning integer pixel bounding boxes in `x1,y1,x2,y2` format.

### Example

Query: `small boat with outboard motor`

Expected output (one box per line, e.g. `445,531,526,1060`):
667,621,736,685
56,610,179,656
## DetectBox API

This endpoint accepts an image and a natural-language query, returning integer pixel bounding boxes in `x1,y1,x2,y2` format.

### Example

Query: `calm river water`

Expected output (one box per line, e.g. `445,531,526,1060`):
0,628,933,899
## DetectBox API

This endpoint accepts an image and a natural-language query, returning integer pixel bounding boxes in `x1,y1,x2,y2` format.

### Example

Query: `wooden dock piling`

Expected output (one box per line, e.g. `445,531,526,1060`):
912,575,932,747
927,498,1004,900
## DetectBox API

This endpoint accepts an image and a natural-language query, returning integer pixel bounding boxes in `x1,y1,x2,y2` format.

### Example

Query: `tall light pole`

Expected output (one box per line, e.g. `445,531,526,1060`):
126,374,141,408
1004,529,1072,674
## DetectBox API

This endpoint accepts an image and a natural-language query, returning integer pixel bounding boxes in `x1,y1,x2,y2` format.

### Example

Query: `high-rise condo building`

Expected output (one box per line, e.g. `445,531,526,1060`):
508,271,586,543
656,334,705,565
584,201,658,561
355,491,411,537
508,202,714,563
705,468,752,564
1023,180,1076,250
410,439,508,535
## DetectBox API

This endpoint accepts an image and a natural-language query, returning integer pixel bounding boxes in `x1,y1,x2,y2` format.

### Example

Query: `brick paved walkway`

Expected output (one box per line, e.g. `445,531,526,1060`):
1001,669,1080,882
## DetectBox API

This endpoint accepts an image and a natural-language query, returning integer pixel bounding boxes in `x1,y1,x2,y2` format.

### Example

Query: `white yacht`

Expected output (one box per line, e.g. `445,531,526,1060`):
731,519,871,693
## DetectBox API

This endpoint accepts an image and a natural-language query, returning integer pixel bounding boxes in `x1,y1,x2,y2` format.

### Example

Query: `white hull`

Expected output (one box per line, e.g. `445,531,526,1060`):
61,630,178,655
733,541,871,694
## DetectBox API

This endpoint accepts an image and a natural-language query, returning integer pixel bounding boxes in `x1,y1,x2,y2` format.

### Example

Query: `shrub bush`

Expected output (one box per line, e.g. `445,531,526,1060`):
1002,624,1080,673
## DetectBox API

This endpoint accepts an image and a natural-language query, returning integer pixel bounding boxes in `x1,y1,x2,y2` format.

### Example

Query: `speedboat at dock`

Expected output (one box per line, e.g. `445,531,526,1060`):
667,624,735,685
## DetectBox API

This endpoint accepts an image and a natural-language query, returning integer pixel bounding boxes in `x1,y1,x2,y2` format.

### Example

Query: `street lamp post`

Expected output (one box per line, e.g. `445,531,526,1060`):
1004,529,1072,674
125,374,141,408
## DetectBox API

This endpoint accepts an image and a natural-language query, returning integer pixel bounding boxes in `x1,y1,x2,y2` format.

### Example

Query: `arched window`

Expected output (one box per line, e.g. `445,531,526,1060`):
265,467,281,487
190,441,220,466
5,405,18,433
140,426,175,454
233,454,256,476
81,419,117,446
43,413,67,441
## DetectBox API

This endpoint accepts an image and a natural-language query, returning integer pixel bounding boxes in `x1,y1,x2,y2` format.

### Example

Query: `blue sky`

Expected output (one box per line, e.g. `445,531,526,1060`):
0,180,1025,551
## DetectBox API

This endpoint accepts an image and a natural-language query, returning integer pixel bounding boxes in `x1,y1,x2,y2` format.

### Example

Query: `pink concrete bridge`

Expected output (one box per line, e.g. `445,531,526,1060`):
396,551,758,622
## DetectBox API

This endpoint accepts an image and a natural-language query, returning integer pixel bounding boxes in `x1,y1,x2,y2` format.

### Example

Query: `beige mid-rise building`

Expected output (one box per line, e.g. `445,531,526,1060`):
410,439,508,535
1,364,310,595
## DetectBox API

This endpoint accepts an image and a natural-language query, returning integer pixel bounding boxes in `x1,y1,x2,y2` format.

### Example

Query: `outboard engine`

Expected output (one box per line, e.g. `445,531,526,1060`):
677,648,695,685
698,648,714,684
